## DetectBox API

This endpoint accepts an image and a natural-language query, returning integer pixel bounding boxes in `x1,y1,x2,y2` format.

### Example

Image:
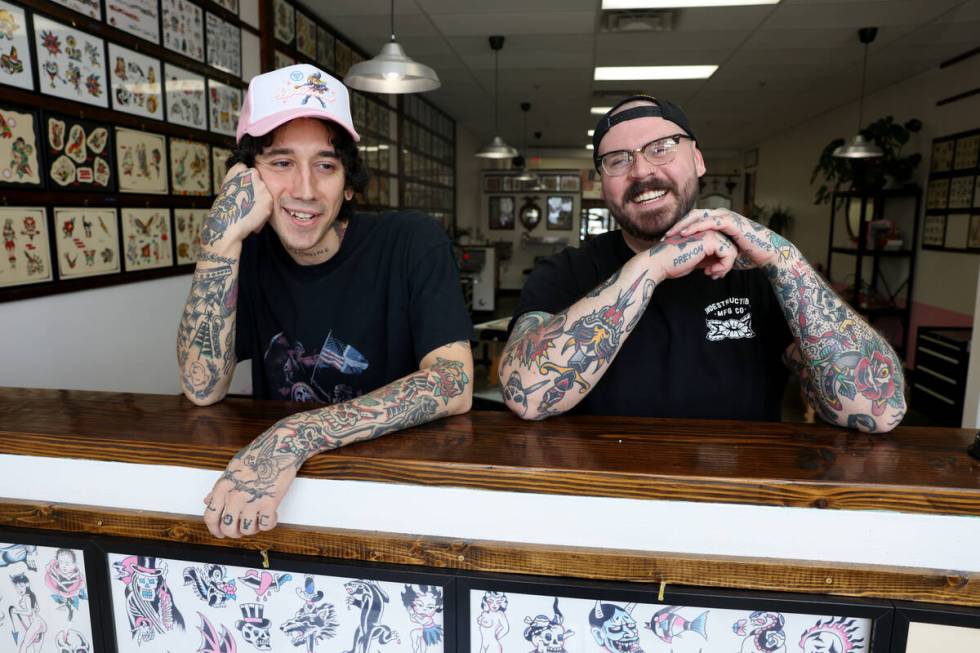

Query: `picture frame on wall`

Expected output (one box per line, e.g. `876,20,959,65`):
45,113,114,191
969,214,980,250
50,0,101,20
488,196,515,230
926,178,949,210
274,50,295,69
335,39,352,77
211,145,231,193
54,207,120,279
174,207,208,264
213,0,238,12
546,195,574,230
121,207,173,271
922,214,946,248
0,206,53,288
948,176,974,209
296,11,316,59
162,0,204,62
163,63,207,131
107,43,163,121
115,127,168,194
274,0,294,44
930,139,954,173
0,104,43,189
559,175,581,192
207,79,241,137
169,138,210,196
107,0,161,45
0,0,35,91
33,15,108,108
944,213,970,250
317,25,335,70
953,134,980,170
206,12,241,77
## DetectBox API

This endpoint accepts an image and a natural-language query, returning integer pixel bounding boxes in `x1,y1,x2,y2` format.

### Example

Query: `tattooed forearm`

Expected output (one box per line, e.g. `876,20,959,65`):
197,250,239,266
767,247,906,431
177,263,239,401
200,170,256,245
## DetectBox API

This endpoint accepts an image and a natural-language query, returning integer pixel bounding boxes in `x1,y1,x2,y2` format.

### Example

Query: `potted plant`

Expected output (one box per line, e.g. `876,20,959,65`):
810,116,923,204
749,204,794,235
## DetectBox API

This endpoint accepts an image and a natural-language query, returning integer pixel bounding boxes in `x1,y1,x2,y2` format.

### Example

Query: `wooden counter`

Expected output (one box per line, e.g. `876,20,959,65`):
0,387,978,607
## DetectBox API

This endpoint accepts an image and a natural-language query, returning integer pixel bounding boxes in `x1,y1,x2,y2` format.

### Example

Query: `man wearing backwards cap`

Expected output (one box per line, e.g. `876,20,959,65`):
498,96,905,432
176,65,473,539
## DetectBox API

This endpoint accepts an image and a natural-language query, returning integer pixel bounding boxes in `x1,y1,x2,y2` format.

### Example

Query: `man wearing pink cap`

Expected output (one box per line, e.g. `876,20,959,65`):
176,65,473,539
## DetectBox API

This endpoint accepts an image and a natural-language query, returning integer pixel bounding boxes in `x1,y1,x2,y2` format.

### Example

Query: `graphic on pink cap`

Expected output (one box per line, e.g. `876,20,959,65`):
237,64,360,143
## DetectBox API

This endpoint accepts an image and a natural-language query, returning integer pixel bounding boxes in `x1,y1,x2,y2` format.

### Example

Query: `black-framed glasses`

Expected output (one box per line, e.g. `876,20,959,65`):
597,134,692,176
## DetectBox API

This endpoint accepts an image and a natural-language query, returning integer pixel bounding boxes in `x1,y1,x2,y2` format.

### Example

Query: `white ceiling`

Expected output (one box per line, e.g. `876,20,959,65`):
309,0,980,153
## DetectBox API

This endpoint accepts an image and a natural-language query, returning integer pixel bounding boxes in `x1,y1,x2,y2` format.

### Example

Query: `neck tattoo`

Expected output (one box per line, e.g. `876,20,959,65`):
287,219,347,260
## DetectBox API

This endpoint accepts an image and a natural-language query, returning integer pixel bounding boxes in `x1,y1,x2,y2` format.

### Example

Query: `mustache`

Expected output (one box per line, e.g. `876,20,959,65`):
625,179,674,202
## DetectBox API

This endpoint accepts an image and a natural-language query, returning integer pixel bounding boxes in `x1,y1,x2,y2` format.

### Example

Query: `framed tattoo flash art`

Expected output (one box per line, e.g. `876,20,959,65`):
317,24,335,70
922,214,946,248
948,176,974,209
115,127,168,194
162,0,204,62
926,178,949,210
930,138,954,173
0,206,53,288
50,0,101,20
335,39,352,77
546,195,574,230
163,62,206,130
121,207,173,271
488,196,515,230
105,549,450,653
205,12,241,77
0,0,34,91
274,49,294,69
54,207,120,278
32,15,108,108
108,43,163,121
211,145,231,194
296,11,316,59
953,133,980,170
107,0,161,44
45,113,115,191
207,79,241,137
214,0,238,12
0,104,42,188
274,0,294,44
174,207,207,264
169,138,210,196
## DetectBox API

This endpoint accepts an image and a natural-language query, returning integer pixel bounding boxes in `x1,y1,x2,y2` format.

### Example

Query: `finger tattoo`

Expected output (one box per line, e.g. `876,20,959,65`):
206,501,217,512
222,514,234,526
242,518,253,531
258,515,270,526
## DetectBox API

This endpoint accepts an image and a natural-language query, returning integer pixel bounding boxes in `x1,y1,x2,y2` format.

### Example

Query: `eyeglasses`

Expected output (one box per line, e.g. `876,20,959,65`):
597,134,692,176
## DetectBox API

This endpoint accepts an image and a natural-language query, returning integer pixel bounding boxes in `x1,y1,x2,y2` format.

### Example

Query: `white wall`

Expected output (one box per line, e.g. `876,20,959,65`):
0,275,251,395
964,265,980,428
754,55,980,318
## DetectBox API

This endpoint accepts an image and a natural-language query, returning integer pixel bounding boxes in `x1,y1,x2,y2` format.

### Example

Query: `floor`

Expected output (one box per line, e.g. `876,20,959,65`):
471,291,939,427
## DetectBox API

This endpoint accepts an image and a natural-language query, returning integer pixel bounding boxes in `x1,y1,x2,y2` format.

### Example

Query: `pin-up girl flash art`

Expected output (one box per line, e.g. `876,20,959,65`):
477,591,509,653
9,572,46,653
402,584,443,653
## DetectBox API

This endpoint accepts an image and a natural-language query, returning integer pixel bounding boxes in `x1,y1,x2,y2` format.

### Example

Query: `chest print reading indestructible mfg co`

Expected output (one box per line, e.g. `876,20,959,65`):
704,296,756,342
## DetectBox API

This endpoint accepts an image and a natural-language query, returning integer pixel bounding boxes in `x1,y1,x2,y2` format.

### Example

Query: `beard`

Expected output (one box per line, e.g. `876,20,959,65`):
607,176,699,242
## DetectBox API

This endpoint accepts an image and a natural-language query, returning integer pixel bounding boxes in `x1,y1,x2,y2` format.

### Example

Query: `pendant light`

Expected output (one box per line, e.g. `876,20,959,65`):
344,0,440,94
475,36,518,159
833,27,882,159
514,102,539,182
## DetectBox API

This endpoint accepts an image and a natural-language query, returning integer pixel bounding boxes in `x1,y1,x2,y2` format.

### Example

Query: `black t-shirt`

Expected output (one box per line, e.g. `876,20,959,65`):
512,231,793,420
235,211,472,403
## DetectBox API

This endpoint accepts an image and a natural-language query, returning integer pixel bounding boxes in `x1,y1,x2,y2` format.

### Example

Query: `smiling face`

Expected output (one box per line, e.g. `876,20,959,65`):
254,118,353,265
598,102,705,249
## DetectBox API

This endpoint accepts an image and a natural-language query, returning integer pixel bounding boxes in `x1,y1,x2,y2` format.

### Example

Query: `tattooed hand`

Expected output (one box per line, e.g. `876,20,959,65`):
664,208,796,271
203,420,303,539
647,230,737,282
199,163,273,249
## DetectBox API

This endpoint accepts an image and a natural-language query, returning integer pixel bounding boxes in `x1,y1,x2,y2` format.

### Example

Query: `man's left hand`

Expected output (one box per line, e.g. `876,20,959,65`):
664,208,795,270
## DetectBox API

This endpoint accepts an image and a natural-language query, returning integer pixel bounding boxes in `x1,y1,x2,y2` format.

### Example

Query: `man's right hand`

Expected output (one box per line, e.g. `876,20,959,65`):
648,230,737,282
199,163,274,249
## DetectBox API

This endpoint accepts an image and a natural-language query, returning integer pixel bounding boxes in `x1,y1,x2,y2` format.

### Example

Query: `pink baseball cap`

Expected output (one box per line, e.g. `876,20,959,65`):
236,64,360,143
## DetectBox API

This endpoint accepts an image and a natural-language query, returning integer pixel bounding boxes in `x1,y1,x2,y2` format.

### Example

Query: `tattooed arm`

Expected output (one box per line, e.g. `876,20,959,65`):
203,340,473,538
176,163,272,405
498,231,737,420
666,209,907,432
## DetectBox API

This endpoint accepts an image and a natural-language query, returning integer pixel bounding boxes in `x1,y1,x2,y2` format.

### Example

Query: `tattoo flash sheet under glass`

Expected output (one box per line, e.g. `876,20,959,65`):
0,206,53,288
468,589,872,653
0,0,35,91
106,551,446,653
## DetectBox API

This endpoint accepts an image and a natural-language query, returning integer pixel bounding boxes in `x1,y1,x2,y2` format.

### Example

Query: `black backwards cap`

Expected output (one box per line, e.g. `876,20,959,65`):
591,95,697,172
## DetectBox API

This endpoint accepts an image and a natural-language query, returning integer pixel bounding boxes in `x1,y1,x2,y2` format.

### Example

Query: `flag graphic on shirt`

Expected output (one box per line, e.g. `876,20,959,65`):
315,331,368,375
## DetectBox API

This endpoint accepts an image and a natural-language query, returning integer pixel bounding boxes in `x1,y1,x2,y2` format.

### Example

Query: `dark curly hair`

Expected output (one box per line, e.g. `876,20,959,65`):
226,119,369,221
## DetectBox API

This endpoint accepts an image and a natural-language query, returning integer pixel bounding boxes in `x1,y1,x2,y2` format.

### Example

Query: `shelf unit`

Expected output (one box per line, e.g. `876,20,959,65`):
825,187,922,357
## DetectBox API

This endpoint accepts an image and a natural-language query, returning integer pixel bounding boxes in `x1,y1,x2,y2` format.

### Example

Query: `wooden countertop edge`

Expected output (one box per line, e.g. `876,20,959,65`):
3,435,980,517
0,497,976,608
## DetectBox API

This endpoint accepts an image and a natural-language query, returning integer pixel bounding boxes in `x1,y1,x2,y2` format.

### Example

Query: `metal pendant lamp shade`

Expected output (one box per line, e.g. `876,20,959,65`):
343,0,440,94
476,36,518,159
834,27,882,159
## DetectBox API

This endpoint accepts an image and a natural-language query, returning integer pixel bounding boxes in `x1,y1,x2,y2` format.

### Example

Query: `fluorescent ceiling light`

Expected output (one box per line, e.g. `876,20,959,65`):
594,65,717,81
586,144,594,150
588,129,595,136
602,0,779,8
591,106,612,115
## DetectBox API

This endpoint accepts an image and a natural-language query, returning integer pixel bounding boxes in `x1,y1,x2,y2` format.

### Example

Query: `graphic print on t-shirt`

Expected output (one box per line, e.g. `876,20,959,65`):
263,330,369,403
704,296,756,342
